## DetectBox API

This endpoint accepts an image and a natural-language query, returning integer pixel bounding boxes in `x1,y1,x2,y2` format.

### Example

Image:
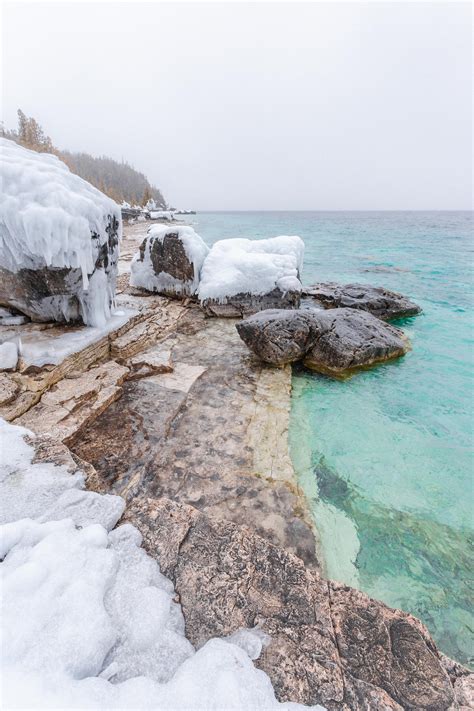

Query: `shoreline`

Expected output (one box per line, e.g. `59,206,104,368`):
1,220,472,707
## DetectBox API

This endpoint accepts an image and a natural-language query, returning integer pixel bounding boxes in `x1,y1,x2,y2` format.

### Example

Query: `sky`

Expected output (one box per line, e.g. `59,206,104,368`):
2,1,472,210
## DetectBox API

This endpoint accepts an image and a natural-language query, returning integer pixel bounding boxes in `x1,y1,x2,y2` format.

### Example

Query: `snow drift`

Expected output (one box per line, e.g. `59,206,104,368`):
0,138,122,327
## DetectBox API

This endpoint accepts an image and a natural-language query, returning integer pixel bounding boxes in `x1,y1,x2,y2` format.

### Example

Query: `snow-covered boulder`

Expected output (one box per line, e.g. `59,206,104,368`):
198,236,304,317
149,210,174,221
0,139,121,328
130,225,209,297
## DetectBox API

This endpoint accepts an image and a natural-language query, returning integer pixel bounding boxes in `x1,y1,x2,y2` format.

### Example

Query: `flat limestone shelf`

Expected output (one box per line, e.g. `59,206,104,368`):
70,305,320,569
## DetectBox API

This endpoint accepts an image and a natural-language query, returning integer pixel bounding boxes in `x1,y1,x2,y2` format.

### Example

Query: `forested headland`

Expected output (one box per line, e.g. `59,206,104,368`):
2,109,166,207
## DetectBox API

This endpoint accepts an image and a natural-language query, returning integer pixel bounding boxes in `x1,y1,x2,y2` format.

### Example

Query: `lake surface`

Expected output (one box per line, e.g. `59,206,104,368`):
193,211,473,666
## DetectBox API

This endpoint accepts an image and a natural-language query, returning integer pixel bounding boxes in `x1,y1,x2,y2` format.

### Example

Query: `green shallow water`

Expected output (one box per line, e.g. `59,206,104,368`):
194,211,474,666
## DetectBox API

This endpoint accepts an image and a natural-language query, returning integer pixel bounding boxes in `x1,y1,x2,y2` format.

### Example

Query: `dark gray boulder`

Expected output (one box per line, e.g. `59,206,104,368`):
303,282,421,320
236,308,315,364
236,307,410,376
303,308,409,376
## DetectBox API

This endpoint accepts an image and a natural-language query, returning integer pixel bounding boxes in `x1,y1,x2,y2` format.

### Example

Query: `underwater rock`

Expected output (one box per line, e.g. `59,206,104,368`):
302,282,421,321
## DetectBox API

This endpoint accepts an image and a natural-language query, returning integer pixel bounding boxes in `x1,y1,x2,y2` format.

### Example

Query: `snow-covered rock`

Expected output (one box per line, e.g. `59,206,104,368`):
149,210,174,221
198,236,304,317
130,225,209,297
0,418,324,711
0,138,122,328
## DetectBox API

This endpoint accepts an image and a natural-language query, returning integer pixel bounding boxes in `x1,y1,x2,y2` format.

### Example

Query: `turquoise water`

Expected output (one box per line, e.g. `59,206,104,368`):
193,211,473,666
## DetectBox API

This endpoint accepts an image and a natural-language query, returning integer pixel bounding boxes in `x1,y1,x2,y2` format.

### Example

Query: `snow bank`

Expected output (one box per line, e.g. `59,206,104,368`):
198,236,304,302
0,419,324,711
0,138,122,327
130,225,209,296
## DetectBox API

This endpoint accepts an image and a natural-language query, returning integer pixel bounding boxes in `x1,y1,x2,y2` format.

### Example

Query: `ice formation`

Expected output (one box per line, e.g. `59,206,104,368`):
198,236,304,303
0,419,324,710
0,138,121,327
0,341,18,370
130,225,209,296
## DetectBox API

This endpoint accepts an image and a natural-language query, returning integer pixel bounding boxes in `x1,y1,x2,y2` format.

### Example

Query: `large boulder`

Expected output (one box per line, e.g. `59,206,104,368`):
303,308,409,376
303,282,421,320
236,308,410,376
198,236,304,317
126,496,467,711
130,225,209,297
236,309,315,365
0,138,121,327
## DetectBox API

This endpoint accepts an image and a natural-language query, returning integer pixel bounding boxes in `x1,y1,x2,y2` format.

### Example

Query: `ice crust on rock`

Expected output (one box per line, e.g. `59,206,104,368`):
198,236,304,303
130,225,209,296
0,418,325,711
0,138,122,327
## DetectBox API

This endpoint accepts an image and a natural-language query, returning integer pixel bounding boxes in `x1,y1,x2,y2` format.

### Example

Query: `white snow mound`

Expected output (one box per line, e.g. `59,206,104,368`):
0,138,121,282
198,236,304,302
130,225,209,296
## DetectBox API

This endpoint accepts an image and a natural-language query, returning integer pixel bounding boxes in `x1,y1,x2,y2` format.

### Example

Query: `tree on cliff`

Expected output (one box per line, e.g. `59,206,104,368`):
2,111,166,207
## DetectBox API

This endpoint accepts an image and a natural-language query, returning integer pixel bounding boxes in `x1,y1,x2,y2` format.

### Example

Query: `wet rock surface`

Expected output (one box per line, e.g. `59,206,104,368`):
303,282,421,321
237,307,410,376
125,496,468,711
71,306,319,568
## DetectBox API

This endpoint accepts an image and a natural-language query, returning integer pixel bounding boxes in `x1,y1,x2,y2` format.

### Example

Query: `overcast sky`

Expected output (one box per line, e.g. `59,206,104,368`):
2,1,472,210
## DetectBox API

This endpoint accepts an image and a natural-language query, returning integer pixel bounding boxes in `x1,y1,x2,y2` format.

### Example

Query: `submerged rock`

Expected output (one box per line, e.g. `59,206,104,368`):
303,282,421,320
126,496,465,711
130,225,209,297
236,307,409,376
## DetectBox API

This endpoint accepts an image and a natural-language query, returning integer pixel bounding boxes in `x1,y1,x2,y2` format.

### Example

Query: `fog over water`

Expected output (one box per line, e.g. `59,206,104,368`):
2,1,472,210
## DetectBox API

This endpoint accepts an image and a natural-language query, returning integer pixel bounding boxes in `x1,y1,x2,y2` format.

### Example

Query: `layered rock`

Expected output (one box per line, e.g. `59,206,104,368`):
130,225,209,297
126,496,470,711
0,138,121,327
236,308,410,377
198,236,304,317
303,282,421,321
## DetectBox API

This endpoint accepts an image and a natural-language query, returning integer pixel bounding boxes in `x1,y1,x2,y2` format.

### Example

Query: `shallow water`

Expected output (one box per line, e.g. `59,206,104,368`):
194,211,473,666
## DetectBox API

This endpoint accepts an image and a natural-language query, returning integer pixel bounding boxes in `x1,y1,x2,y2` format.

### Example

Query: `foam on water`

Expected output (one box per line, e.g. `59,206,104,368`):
195,210,473,667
